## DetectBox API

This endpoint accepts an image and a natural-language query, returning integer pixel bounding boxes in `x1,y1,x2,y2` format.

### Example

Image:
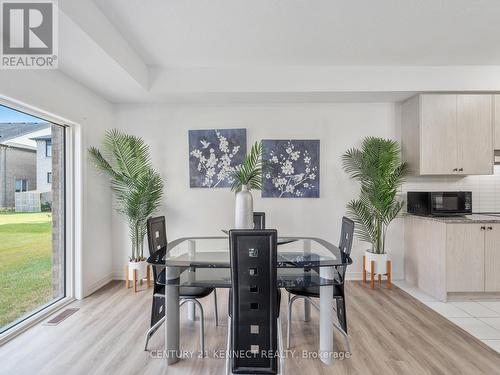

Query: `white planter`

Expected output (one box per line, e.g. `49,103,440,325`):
128,260,147,280
364,251,388,274
234,185,254,229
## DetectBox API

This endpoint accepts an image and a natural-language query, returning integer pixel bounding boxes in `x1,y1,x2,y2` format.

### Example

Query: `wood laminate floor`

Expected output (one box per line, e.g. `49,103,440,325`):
1,281,499,375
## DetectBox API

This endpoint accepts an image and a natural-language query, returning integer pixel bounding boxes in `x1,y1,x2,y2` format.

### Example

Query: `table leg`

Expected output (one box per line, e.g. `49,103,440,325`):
188,301,196,321
303,239,311,322
165,266,180,365
187,241,196,321
319,266,335,365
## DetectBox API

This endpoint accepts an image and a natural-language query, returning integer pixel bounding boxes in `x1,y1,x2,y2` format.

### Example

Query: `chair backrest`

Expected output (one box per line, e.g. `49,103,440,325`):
337,216,354,280
229,229,278,374
147,216,167,292
253,212,266,229
338,216,354,255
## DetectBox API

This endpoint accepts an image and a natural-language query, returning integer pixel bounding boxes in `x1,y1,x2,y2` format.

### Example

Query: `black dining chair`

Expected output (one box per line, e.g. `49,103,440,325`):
226,229,283,375
285,216,354,350
144,216,219,353
253,212,266,229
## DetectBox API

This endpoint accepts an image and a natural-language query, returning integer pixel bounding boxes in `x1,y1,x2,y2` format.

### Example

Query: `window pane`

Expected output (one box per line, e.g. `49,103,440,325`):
0,106,65,333
15,179,27,192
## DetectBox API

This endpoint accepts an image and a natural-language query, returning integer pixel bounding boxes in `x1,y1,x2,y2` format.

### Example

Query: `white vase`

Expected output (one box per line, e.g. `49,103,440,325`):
364,251,388,274
234,184,254,229
128,260,147,280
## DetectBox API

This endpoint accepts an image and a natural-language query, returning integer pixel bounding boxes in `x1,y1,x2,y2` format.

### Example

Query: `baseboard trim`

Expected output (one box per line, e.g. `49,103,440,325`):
111,271,126,280
84,274,113,297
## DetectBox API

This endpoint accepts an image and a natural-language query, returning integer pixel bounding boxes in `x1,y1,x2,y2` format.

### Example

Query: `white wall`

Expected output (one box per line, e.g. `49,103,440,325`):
113,103,404,280
0,70,114,298
403,166,500,213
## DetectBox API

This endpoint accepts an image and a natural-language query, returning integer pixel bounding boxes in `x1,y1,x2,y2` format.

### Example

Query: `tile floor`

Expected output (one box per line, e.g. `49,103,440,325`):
393,280,500,353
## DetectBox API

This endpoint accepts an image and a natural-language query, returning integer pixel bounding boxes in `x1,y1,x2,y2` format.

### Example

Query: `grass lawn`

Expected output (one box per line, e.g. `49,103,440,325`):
0,212,53,329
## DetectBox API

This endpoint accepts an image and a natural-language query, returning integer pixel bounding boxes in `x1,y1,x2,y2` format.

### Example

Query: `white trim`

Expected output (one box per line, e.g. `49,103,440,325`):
0,297,74,346
0,95,82,338
83,273,113,297
71,122,83,299
0,95,75,126
111,271,125,280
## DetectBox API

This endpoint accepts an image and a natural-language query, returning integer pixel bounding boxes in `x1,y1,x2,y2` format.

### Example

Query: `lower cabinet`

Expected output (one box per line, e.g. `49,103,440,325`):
446,224,485,293
405,217,500,301
485,224,500,292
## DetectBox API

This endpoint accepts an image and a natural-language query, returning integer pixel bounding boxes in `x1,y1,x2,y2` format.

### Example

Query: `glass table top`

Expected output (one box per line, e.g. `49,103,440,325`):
158,267,343,288
160,236,350,268
148,236,352,288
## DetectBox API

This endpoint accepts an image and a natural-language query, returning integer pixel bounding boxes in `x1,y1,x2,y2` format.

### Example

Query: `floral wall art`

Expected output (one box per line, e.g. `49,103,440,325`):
188,128,247,188
262,139,320,198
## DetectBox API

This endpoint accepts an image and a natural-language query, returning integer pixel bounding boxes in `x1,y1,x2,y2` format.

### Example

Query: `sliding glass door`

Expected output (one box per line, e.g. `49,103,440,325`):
0,105,66,333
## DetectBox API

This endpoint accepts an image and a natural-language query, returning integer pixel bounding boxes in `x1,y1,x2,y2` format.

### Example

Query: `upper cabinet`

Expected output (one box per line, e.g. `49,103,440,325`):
494,95,500,149
402,94,493,175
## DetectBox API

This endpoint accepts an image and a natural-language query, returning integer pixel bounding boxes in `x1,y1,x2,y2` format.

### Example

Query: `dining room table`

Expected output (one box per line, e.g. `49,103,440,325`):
150,235,352,366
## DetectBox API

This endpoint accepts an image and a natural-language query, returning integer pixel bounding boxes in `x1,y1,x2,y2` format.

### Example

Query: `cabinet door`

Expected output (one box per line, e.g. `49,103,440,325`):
420,95,458,174
485,224,500,292
457,95,493,175
494,95,500,150
446,224,485,292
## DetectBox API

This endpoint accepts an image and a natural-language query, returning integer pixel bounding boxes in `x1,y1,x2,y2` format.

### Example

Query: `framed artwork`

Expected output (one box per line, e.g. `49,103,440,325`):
262,139,320,198
188,128,247,188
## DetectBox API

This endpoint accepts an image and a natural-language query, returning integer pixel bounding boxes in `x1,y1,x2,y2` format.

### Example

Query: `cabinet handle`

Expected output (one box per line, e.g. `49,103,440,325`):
453,168,458,172
458,168,463,172
488,226,493,230
481,226,486,230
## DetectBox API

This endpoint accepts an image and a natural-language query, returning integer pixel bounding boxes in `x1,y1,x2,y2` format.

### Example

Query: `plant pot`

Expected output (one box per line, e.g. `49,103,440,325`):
364,251,388,274
128,260,147,280
234,185,254,229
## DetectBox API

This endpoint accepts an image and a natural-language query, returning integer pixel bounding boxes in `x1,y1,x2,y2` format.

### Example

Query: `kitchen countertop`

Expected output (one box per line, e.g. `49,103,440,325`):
405,213,500,223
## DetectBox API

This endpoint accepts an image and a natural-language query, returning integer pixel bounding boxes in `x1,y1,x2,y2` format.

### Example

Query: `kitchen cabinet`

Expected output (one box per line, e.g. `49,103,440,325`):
457,95,494,174
485,224,500,292
494,95,500,149
402,94,493,175
405,216,500,301
446,224,484,292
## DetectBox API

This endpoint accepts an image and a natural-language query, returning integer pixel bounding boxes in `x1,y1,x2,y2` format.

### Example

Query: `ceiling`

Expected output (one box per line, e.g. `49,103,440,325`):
95,0,500,67
56,0,500,103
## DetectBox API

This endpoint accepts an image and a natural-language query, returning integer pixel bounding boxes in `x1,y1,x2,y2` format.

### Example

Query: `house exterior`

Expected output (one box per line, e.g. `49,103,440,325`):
31,135,53,193
0,122,52,209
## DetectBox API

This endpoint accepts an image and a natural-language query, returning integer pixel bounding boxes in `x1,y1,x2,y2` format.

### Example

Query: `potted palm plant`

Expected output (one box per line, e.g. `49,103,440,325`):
88,129,164,282
342,137,408,275
230,141,264,229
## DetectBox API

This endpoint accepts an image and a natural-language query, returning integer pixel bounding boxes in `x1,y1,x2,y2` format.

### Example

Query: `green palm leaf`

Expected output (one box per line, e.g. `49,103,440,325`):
230,141,266,192
88,129,164,261
342,137,408,254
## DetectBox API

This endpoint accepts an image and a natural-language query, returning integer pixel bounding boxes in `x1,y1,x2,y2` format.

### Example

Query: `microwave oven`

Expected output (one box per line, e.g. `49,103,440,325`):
407,191,472,216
